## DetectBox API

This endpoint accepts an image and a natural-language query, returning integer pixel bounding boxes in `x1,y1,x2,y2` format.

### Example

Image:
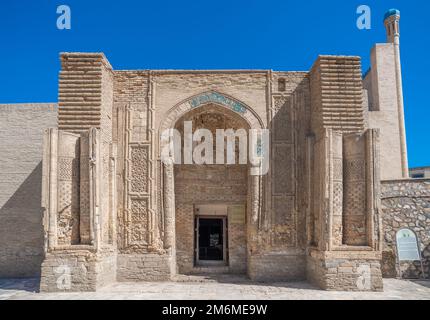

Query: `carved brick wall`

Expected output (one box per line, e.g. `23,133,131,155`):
130,147,149,194
57,52,115,248
128,197,149,246
113,71,156,252
331,132,343,246
57,132,80,245
268,72,310,253
126,146,151,249
79,133,91,244
343,133,367,245
270,95,296,248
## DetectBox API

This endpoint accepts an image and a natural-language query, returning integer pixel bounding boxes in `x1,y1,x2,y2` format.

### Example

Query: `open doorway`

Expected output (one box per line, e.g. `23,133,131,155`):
195,216,227,266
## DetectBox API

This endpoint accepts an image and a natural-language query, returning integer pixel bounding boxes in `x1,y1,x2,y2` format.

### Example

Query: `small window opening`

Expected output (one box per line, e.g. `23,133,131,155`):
278,78,286,92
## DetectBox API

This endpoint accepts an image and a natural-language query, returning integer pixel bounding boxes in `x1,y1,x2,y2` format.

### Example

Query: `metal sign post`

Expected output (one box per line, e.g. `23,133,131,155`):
395,228,426,279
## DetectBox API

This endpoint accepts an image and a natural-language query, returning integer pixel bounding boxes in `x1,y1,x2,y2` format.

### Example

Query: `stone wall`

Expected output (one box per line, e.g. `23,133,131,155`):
381,179,430,279
0,103,57,277
307,250,383,291
40,248,117,292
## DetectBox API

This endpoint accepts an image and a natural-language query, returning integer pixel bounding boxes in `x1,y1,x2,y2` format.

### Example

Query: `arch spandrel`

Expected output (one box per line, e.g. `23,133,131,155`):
159,91,265,134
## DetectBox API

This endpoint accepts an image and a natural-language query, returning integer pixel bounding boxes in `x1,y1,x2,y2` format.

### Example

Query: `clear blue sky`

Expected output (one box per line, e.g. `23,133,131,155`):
0,0,428,167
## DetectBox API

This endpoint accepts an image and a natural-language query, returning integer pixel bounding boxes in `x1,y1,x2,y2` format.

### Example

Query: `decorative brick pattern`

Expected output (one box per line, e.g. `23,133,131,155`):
56,132,81,246
129,198,149,246
343,134,367,246
130,147,149,194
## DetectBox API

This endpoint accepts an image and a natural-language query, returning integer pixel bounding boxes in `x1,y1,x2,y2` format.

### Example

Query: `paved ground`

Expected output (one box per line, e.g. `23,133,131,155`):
0,275,429,300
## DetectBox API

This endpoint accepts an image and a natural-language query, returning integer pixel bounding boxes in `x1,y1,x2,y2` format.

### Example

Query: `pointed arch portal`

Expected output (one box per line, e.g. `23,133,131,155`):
159,91,264,274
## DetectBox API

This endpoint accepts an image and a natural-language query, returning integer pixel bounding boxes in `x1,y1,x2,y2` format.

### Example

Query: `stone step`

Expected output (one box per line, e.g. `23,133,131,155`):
173,273,248,283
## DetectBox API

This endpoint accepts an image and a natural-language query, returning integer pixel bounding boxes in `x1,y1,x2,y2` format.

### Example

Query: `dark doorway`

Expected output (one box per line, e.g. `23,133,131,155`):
197,218,225,262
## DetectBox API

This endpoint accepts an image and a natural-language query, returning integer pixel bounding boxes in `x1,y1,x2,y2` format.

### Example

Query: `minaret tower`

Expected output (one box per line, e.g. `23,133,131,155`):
384,9,409,178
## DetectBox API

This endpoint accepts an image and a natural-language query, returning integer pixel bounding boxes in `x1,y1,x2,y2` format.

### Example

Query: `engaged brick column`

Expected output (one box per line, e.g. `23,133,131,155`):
307,56,383,291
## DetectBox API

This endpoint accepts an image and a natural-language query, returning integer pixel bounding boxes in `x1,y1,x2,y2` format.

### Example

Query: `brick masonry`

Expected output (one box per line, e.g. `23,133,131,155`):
0,12,424,292
116,253,174,282
0,103,57,277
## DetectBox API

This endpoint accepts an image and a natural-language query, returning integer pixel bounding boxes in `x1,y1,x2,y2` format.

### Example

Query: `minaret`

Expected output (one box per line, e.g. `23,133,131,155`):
384,9,409,178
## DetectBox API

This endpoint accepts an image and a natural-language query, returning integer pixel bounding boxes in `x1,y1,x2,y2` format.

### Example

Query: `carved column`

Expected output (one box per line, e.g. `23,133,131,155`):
109,146,117,245
306,135,315,245
247,164,262,254
79,132,91,244
163,159,175,250
250,166,261,229
42,128,59,251
330,131,343,247
89,128,101,250
365,129,381,250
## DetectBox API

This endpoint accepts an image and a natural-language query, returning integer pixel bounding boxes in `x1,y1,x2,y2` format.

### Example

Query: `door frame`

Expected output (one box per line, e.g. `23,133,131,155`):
195,215,228,266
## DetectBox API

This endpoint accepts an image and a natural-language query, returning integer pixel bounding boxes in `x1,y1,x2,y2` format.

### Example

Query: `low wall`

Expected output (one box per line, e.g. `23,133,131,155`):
40,248,117,292
381,179,430,279
116,253,175,281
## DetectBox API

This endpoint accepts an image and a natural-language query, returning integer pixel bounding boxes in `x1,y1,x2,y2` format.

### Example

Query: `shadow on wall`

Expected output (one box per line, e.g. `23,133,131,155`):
0,162,44,278
0,277,40,293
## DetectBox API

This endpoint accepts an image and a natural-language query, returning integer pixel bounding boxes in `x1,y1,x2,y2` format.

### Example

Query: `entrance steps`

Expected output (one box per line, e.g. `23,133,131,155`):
190,266,230,274
173,273,248,283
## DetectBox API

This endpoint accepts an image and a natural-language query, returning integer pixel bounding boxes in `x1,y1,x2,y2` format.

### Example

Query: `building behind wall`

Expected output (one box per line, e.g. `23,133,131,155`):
409,167,430,179
0,9,429,291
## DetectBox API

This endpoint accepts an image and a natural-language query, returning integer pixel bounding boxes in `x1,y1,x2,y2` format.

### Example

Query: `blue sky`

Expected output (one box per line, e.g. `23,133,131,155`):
0,0,428,167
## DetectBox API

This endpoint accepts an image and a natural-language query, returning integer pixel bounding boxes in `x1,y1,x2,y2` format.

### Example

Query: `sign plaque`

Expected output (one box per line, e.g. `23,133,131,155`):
395,228,425,279
396,228,420,261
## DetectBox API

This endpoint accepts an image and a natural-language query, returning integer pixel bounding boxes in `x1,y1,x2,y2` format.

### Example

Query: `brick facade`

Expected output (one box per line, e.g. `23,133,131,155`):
0,10,425,293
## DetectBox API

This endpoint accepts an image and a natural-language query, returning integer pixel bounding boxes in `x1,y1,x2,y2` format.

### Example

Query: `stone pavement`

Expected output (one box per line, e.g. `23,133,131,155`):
0,275,429,300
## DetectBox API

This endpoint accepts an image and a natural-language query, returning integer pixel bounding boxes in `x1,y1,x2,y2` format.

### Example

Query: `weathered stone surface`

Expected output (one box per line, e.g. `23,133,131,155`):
381,180,430,279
